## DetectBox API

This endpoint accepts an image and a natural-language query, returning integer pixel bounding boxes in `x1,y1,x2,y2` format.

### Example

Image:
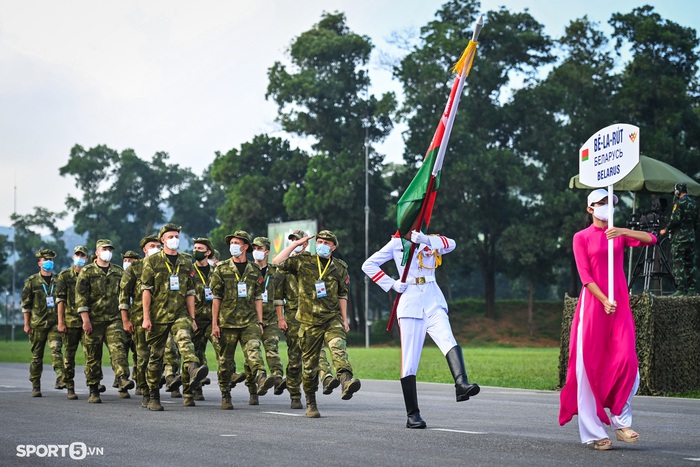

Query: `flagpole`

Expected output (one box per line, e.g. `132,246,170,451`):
387,16,483,332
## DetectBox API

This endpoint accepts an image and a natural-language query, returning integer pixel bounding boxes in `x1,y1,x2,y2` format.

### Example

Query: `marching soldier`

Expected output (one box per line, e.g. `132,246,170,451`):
660,182,699,296
272,230,361,418
141,223,208,411
56,245,89,400
211,230,279,410
119,235,160,406
120,250,140,387
76,239,134,403
22,248,65,397
252,236,286,396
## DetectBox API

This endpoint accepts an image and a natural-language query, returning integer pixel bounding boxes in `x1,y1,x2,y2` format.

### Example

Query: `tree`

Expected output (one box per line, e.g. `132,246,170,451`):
266,12,397,328
208,134,309,251
394,0,553,317
11,207,67,290
0,234,10,292
610,6,700,176
168,165,223,239
59,144,183,251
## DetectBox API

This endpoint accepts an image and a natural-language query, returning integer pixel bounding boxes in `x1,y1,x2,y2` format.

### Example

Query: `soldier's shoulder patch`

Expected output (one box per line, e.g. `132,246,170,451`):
190,270,195,277
258,277,264,284
345,277,350,285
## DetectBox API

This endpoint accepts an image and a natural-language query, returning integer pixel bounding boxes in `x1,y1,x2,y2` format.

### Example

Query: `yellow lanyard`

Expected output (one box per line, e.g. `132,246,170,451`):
316,255,331,280
162,251,181,276
232,260,243,281
194,264,208,286
418,250,442,269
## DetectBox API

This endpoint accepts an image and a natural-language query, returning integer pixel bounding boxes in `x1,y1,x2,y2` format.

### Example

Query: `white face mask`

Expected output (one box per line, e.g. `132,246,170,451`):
230,244,243,257
593,205,614,222
123,261,131,270
207,259,216,267
99,250,113,262
147,247,161,257
165,237,180,250
293,245,304,253
252,250,266,261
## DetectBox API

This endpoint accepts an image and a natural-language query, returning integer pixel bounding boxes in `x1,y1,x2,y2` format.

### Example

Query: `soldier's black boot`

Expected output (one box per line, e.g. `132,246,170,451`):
322,375,340,395
66,385,78,400
256,372,277,396
148,390,164,411
401,375,427,429
305,392,320,418
188,363,209,387
445,345,480,402
338,371,361,400
88,384,102,404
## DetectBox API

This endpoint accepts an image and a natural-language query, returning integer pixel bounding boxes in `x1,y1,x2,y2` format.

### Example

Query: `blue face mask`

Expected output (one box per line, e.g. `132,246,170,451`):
73,257,86,267
316,244,331,258
42,260,54,272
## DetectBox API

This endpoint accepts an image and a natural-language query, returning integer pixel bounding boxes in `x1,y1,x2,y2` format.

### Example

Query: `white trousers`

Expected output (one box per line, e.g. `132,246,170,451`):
398,308,458,378
576,292,639,443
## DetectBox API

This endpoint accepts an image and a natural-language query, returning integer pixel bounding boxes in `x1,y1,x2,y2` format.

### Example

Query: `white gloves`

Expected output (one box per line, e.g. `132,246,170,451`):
392,279,408,294
410,230,430,246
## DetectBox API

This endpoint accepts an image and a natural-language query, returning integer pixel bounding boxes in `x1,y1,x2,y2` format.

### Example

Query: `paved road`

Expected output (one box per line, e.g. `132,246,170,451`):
0,363,699,466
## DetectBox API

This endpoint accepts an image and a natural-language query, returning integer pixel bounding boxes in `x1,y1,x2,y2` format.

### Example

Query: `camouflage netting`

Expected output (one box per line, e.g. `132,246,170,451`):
559,292,700,395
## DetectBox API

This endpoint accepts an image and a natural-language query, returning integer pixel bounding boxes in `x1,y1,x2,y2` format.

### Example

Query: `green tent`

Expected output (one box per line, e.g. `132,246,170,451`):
569,155,700,195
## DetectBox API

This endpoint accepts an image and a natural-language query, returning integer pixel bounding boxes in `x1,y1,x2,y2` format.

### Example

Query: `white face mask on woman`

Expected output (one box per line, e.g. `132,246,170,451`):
593,205,614,222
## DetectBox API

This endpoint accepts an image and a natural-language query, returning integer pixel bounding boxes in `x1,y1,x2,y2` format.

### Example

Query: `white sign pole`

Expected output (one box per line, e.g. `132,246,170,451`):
608,185,614,305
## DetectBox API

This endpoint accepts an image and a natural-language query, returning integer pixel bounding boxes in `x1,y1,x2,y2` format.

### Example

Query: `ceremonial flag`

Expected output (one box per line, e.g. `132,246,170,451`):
388,16,483,331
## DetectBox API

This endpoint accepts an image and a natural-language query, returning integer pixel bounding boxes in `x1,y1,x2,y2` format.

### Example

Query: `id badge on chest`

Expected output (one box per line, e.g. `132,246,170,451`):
46,296,55,308
315,280,327,298
261,290,268,303
170,275,180,291
237,281,247,298
204,287,213,301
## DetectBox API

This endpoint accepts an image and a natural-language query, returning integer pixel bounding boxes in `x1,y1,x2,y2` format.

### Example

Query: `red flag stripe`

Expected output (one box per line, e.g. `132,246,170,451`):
371,271,386,283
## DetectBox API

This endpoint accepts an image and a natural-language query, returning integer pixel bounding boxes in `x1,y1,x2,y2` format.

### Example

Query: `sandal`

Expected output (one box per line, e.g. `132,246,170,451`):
593,438,613,450
615,428,639,443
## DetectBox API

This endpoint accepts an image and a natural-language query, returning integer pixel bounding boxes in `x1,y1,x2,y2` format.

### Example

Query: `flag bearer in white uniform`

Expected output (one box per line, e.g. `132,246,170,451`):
362,230,480,429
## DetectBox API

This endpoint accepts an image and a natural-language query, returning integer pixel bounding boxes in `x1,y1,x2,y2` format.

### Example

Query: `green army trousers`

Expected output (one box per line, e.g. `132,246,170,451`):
146,316,199,395
299,315,353,395
82,320,130,386
29,325,64,386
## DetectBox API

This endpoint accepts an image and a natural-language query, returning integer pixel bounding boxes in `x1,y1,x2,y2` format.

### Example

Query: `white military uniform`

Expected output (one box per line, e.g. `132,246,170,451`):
362,235,458,378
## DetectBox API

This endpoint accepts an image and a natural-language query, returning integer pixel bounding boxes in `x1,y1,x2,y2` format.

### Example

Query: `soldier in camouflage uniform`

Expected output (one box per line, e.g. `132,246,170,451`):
76,239,135,403
22,248,65,397
275,230,338,410
661,183,699,296
252,236,287,396
141,224,208,411
56,245,89,400
120,235,160,407
120,250,140,388
211,230,279,410
272,230,361,418
190,237,222,402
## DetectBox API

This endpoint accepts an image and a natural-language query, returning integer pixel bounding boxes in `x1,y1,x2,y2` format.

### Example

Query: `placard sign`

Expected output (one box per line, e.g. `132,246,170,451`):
579,123,640,187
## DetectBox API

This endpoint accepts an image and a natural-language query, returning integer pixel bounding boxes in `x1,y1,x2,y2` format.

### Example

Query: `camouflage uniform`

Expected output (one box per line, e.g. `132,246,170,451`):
260,264,284,378
275,269,335,402
76,261,130,387
192,262,221,370
274,250,356,396
665,194,699,294
210,257,267,393
141,250,201,397
22,269,64,391
55,266,83,391
119,258,150,395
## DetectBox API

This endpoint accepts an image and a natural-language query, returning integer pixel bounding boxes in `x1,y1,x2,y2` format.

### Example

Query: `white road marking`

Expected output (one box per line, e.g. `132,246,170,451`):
220,434,237,437
262,411,306,417
429,428,488,434
684,458,700,462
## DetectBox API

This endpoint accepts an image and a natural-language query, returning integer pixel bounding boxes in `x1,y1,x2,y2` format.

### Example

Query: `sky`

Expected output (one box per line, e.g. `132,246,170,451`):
1,0,698,230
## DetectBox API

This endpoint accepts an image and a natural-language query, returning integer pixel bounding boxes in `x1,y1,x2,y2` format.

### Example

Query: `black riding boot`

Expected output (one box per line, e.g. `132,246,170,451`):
445,345,480,402
401,375,427,429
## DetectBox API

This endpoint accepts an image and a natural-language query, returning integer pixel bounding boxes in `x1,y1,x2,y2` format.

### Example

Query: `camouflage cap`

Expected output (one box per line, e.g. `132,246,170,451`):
316,230,338,246
139,235,159,249
158,223,181,240
225,230,252,246
253,236,270,249
121,250,141,260
96,239,114,249
73,245,89,256
288,229,307,240
192,237,214,252
35,248,56,259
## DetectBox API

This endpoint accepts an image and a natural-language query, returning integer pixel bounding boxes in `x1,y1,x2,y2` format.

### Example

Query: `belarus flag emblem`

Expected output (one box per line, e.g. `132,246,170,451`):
581,148,589,162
